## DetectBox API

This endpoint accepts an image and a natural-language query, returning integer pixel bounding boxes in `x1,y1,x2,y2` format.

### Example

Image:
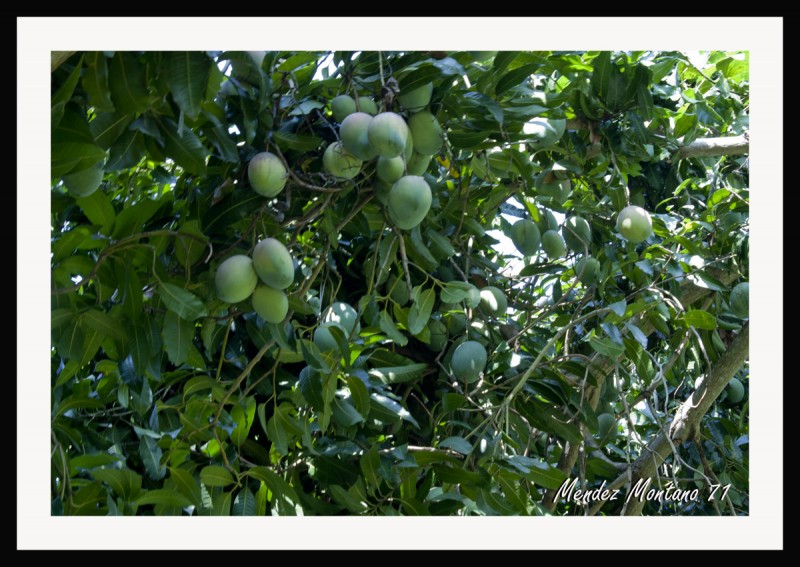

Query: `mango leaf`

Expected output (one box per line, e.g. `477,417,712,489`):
379,310,407,346
108,52,152,115
211,489,233,516
591,51,613,102
53,394,104,417
75,191,115,235
346,375,371,416
158,282,207,321
438,436,473,455
51,142,105,178
80,308,126,341
105,130,146,171
245,466,301,514
135,489,193,508
398,65,445,94
158,117,209,175
165,51,212,120
407,286,436,335
200,465,235,488
231,396,257,447
495,63,540,97
92,468,142,500
51,54,84,126
162,310,194,365
69,453,122,476
370,393,419,428
681,310,717,331
368,363,428,385
82,52,115,112
168,467,202,507
331,397,364,427
233,487,257,516
139,436,166,481
273,131,324,152
589,336,625,359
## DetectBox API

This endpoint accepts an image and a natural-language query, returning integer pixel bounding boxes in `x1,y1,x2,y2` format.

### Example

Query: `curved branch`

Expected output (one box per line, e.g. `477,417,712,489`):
618,323,749,516
542,268,741,511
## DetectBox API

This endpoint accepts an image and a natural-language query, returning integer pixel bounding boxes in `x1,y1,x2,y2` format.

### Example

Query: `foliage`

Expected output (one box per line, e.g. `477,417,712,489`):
51,50,749,516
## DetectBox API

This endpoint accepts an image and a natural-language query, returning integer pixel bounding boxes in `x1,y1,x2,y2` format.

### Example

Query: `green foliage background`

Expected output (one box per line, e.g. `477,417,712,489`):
50,49,750,517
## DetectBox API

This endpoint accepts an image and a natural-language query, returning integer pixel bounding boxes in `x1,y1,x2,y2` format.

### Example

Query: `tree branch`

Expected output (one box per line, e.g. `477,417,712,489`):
542,268,741,511
620,323,749,516
675,136,748,160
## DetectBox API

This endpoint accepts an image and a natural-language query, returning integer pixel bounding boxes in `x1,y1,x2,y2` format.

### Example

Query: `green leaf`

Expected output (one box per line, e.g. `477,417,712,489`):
370,393,419,428
233,487,257,516
267,413,290,456
398,65,445,95
158,117,209,175
681,310,717,331
51,142,105,178
607,299,627,318
689,270,728,292
69,453,122,475
591,51,612,102
92,468,142,500
407,286,436,336
162,309,194,365
89,112,133,150
211,489,233,516
75,191,115,235
589,336,625,359
367,363,428,385
105,130,145,171
359,446,382,492
80,309,126,341
525,460,569,491
54,395,105,419
79,326,104,367
231,396,257,447
495,63,540,97
379,310,407,346
51,308,75,330
165,52,212,120
205,124,240,163
329,484,369,514
447,128,488,150
289,99,326,116
136,489,193,508
244,467,300,514
408,226,438,271
108,52,152,114
82,52,115,112
200,465,235,488
517,398,583,446
139,436,166,481
168,467,202,507
158,282,207,321
272,131,324,152
52,54,84,126
331,397,364,427
438,436,473,455
346,375,371,416
626,323,649,349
